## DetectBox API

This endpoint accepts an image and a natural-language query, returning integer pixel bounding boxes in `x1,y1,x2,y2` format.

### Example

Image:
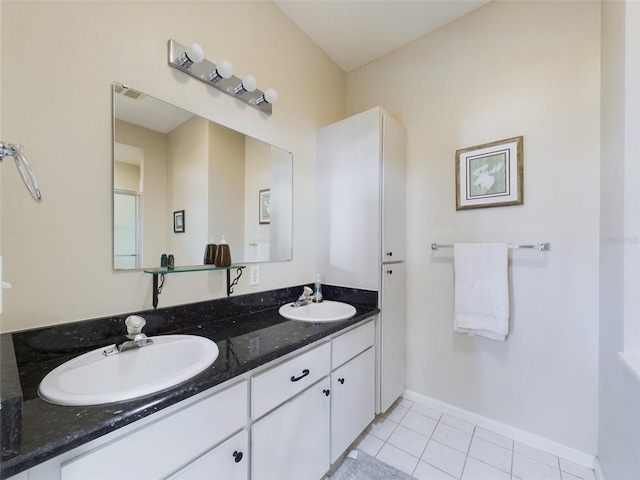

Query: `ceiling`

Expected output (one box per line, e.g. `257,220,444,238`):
274,0,490,72
114,85,194,134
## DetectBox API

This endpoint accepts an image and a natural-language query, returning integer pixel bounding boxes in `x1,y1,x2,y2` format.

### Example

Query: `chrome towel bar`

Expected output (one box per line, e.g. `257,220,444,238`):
431,242,551,252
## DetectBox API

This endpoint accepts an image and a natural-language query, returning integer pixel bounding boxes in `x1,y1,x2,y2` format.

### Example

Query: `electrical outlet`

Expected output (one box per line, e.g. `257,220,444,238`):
249,266,260,285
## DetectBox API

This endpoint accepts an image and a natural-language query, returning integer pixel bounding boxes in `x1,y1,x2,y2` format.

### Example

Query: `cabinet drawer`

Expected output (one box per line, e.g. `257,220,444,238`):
61,381,248,480
166,430,248,480
251,342,331,419
332,320,375,369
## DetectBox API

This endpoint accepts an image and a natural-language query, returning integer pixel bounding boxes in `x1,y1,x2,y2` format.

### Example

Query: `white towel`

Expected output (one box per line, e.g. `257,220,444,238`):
454,243,509,341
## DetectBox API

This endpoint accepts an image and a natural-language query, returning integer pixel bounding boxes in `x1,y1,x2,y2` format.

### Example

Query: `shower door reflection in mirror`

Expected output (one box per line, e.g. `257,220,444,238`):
114,190,141,269
112,84,293,270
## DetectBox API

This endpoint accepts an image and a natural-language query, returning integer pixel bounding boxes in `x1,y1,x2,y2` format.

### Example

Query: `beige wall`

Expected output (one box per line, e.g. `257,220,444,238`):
167,115,209,266
0,1,345,331
208,121,246,264
346,1,600,455
244,136,271,259
114,119,168,266
114,162,140,192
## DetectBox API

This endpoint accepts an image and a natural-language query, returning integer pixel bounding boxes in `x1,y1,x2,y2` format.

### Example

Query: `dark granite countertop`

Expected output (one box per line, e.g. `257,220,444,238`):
0,285,378,479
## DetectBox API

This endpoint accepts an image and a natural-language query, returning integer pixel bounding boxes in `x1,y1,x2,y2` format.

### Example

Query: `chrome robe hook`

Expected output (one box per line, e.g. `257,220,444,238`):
0,141,42,201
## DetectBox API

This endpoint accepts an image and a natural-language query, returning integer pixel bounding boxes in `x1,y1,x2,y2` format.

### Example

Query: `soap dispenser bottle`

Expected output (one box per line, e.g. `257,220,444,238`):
204,236,217,265
313,274,323,303
214,235,232,267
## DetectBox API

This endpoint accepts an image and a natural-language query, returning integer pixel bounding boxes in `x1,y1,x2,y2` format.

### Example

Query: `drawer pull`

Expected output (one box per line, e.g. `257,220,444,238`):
233,451,243,463
338,378,345,384
323,389,330,396
290,369,310,382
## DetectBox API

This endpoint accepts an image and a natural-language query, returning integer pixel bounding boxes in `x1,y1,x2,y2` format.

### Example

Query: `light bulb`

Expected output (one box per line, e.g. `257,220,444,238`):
185,42,205,63
216,60,233,79
178,42,205,68
208,59,234,82
242,75,257,93
256,88,278,106
264,88,278,104
234,75,257,95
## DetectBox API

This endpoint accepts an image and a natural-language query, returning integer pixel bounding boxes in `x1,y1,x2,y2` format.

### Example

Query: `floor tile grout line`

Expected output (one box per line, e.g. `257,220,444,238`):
467,450,515,476
457,425,476,480
467,432,515,475
472,427,515,452
415,459,459,480
408,416,440,477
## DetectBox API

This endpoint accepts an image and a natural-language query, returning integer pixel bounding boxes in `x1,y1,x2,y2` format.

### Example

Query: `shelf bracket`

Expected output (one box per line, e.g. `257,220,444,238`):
153,274,158,309
152,273,165,309
227,267,244,297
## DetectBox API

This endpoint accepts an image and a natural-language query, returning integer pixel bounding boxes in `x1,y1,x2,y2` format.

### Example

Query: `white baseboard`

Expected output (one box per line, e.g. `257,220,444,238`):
403,389,597,470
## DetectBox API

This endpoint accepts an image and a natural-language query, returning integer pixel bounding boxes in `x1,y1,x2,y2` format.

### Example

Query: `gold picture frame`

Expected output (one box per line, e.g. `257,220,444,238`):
455,136,523,210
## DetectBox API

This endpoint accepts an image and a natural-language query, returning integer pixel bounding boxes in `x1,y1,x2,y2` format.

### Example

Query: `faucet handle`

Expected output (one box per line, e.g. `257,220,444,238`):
302,286,313,297
125,315,146,336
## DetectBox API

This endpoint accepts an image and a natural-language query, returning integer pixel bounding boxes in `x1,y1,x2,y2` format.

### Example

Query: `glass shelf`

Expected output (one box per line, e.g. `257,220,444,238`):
144,265,245,309
144,264,245,275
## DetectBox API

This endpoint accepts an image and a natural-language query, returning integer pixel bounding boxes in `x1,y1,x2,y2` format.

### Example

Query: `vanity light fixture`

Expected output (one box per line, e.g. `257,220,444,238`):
168,39,277,115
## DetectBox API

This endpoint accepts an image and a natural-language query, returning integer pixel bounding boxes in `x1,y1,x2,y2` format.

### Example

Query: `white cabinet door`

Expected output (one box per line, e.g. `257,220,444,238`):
316,108,381,291
381,112,407,264
380,263,406,413
251,377,331,480
166,430,248,480
330,347,376,463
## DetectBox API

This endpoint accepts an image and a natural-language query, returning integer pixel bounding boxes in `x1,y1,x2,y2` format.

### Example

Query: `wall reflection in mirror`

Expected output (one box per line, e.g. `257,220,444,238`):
113,84,293,270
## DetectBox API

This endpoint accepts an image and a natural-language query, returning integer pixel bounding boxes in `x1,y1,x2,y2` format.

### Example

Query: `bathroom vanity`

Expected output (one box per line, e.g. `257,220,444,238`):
0,285,378,480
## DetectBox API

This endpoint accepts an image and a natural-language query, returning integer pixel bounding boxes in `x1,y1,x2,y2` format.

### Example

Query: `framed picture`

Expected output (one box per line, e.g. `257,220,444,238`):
173,210,185,233
259,189,271,224
455,136,523,210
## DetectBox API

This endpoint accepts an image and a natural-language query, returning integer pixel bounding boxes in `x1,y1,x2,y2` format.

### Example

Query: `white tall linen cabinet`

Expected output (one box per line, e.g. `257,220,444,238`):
316,106,406,413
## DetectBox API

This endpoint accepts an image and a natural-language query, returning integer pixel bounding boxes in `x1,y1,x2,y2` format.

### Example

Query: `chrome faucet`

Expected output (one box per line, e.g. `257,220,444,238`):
103,315,154,356
292,286,313,307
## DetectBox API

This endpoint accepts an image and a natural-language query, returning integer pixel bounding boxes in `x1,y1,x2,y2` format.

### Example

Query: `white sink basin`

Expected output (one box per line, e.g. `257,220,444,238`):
38,335,219,406
278,300,356,322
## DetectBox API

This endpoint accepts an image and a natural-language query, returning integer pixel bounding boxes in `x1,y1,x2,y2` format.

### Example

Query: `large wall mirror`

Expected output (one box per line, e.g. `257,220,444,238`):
112,83,293,270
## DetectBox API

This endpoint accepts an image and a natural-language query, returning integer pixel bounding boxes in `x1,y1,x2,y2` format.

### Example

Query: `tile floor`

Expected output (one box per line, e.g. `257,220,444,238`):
351,397,597,480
